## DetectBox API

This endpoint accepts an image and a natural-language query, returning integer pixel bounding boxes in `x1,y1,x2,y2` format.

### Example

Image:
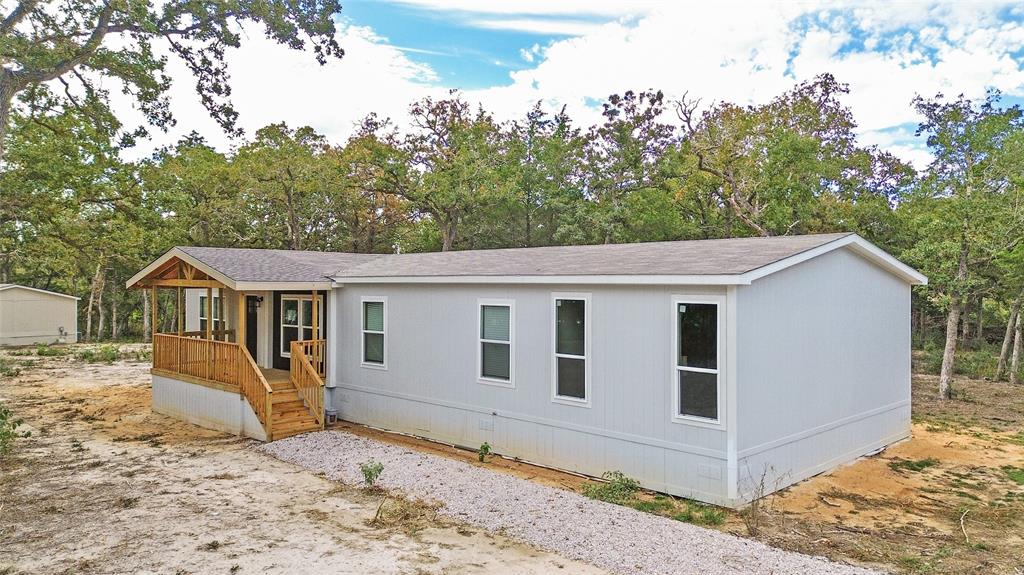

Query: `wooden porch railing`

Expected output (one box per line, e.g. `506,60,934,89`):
153,333,275,439
290,339,325,428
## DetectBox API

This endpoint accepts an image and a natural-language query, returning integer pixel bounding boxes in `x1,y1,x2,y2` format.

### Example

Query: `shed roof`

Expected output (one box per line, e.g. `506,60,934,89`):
0,284,81,300
127,233,927,290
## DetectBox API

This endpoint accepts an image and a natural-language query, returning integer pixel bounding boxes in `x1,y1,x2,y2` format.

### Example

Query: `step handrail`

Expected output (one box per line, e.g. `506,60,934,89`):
239,343,274,439
290,339,325,428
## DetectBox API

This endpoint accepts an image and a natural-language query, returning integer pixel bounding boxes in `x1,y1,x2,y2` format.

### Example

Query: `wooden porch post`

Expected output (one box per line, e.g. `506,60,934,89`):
206,286,213,341
238,291,247,353
150,286,158,339
176,287,183,336
311,289,319,340
218,288,225,342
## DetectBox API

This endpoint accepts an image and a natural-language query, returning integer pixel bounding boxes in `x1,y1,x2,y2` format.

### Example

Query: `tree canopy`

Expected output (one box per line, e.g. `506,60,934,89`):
2,71,1023,395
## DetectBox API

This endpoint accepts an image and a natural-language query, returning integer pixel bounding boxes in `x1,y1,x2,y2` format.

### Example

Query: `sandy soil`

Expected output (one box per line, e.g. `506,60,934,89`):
2,344,1022,575
0,345,604,575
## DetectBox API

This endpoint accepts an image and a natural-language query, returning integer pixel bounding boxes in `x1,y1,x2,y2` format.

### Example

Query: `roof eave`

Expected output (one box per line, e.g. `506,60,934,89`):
329,274,752,286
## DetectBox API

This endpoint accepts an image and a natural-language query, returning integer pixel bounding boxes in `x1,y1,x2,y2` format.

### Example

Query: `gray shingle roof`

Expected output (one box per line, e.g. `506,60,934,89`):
336,233,854,278
175,233,854,282
178,247,382,282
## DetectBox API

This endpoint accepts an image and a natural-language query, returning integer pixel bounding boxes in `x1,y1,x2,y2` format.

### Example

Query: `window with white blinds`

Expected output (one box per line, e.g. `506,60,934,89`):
361,297,386,368
478,301,513,386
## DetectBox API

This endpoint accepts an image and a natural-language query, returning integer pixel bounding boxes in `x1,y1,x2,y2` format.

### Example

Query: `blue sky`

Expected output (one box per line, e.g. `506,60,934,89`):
153,1,1024,168
341,0,595,88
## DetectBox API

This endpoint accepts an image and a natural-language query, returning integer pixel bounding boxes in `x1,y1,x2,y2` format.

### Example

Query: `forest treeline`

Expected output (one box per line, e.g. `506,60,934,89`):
2,74,1024,396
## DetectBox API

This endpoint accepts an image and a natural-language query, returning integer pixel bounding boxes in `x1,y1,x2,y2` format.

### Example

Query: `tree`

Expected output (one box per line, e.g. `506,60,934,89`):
493,102,584,248
0,0,344,164
400,95,504,251
581,90,672,244
676,74,911,239
905,91,1024,399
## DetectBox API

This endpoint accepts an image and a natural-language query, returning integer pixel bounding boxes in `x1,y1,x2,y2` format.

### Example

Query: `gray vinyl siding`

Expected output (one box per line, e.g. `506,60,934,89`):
331,283,733,503
734,248,911,498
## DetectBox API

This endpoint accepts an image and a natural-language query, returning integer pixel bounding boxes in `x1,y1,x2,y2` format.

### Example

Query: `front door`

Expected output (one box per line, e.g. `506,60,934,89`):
245,295,259,360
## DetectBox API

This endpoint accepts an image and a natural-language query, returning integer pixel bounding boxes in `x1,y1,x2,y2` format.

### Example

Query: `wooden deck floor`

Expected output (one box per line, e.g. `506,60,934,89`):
259,367,291,385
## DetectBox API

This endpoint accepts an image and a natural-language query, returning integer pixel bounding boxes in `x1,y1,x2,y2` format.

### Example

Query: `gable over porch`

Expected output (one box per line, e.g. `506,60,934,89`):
126,250,329,441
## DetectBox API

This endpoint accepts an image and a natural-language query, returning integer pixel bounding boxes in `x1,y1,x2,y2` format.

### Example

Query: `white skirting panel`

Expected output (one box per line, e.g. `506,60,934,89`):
152,374,266,441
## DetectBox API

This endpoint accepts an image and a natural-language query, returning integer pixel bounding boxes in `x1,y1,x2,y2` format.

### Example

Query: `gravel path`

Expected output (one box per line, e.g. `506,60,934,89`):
261,430,883,575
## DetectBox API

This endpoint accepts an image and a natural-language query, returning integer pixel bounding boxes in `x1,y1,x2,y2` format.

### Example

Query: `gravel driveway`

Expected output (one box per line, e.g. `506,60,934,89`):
261,430,882,575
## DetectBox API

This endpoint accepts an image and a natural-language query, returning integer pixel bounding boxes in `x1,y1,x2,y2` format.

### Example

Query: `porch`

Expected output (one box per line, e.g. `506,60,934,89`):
130,255,328,441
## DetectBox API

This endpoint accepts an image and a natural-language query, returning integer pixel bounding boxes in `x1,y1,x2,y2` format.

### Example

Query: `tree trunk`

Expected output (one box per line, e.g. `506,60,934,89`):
84,260,103,342
960,297,971,343
996,290,1022,380
96,281,106,340
142,290,151,343
938,236,970,400
441,217,457,252
111,284,120,340
938,304,961,399
0,75,14,167
1011,312,1022,386
976,298,985,345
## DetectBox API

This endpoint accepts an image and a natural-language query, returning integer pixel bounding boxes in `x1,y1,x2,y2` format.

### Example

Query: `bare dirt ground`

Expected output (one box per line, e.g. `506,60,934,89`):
0,345,603,575
751,374,1024,575
2,344,1022,575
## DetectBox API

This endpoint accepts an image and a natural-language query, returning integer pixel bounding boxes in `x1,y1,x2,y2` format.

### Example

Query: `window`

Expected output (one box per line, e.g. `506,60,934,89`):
361,297,386,368
675,301,719,422
478,301,513,386
280,295,320,358
198,295,221,333
553,294,589,404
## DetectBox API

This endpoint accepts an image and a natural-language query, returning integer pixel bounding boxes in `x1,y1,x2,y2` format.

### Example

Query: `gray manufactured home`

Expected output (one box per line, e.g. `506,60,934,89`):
127,232,926,506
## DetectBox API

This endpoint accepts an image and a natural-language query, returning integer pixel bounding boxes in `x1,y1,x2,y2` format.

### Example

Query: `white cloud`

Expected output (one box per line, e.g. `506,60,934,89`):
114,1,1024,169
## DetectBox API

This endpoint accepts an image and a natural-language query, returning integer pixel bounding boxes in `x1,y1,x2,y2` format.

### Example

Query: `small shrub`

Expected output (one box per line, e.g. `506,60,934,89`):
477,441,491,462
35,345,66,357
582,471,641,505
360,460,384,487
0,402,31,456
889,458,940,473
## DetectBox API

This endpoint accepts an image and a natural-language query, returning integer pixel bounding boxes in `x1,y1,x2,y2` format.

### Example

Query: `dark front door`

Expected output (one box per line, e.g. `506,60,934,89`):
245,295,259,359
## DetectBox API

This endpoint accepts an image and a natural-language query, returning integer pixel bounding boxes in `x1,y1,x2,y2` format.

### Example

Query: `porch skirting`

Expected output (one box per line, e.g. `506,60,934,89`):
152,374,267,441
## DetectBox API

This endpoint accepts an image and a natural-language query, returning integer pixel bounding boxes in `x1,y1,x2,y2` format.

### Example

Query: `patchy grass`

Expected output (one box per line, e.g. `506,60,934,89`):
1003,466,1024,485
76,345,121,364
889,457,940,473
34,345,67,357
0,358,21,378
582,471,727,526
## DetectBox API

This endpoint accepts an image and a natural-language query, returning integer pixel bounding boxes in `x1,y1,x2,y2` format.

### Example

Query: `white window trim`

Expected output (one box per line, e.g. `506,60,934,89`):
360,296,387,370
551,292,591,407
477,299,515,388
671,295,725,429
279,294,322,359
198,295,223,330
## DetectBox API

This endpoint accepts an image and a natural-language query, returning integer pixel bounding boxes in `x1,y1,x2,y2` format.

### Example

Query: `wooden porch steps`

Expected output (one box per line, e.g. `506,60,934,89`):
268,378,320,440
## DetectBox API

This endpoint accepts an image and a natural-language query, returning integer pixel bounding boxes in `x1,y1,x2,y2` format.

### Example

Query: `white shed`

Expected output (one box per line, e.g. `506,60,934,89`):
0,284,79,346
